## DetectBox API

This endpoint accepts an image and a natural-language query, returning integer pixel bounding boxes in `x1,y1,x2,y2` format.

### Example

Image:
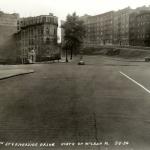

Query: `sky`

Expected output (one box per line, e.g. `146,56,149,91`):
0,0,150,21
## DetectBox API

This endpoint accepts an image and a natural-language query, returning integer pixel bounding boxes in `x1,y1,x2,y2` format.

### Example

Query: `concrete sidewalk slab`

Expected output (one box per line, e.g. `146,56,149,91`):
0,69,34,80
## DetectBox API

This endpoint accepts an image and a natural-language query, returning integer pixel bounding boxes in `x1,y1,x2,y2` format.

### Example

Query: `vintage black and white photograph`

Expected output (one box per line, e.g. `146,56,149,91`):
0,0,150,149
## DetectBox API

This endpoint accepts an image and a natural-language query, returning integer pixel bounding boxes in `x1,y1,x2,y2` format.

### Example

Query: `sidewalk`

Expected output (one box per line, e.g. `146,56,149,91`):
0,68,34,80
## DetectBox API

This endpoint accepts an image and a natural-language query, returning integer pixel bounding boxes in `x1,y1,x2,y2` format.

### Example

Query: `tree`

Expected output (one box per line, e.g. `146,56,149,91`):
62,12,86,60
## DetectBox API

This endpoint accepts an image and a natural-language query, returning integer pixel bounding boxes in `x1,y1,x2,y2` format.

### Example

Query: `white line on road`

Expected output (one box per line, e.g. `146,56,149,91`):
120,71,150,94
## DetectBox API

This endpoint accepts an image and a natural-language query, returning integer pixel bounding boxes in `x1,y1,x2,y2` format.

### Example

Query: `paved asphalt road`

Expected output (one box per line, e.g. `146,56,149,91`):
0,56,150,150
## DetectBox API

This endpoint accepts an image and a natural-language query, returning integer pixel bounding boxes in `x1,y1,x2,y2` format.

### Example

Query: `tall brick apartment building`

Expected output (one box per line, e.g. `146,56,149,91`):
136,11,150,46
80,7,132,47
114,7,133,45
80,5,150,48
81,11,114,47
16,13,58,63
129,10,150,47
0,11,19,63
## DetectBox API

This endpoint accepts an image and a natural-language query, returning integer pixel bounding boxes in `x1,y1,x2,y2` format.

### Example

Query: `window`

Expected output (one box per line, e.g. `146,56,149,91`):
46,27,49,34
54,28,57,35
46,38,50,44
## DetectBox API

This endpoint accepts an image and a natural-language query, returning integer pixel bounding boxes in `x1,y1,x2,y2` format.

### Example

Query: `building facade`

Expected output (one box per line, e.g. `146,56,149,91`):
136,11,150,46
16,13,58,63
60,20,65,45
114,7,133,45
129,12,137,46
80,11,114,47
81,8,132,47
0,11,19,63
129,6,150,46
80,5,150,48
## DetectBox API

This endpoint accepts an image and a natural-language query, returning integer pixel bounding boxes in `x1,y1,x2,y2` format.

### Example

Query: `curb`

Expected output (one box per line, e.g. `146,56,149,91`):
0,70,35,80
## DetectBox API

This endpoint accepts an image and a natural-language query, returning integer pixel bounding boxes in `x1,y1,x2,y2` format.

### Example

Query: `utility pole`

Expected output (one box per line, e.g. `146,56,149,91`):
66,49,68,62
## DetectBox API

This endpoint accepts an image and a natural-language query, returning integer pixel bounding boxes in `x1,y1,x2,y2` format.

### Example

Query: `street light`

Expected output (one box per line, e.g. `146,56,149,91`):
66,48,68,62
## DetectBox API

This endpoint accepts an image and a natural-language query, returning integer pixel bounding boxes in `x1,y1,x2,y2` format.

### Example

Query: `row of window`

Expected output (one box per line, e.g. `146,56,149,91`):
20,17,58,27
20,37,55,45
20,28,57,36
137,34,150,39
88,16,113,23
137,22,150,26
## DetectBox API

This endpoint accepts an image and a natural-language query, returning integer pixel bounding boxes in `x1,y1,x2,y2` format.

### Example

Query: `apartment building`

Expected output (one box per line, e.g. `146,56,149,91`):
114,7,133,45
16,13,58,63
129,12,137,46
81,11,114,47
136,11,150,46
81,8,132,47
81,5,150,48
60,20,65,45
129,6,150,46
0,11,19,63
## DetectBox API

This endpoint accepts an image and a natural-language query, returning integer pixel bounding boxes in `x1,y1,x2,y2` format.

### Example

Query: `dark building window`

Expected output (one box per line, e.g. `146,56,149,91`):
46,38,50,44
46,28,49,34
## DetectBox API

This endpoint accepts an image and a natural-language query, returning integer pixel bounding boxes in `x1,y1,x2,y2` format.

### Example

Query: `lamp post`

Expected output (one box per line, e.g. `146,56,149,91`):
66,48,68,62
